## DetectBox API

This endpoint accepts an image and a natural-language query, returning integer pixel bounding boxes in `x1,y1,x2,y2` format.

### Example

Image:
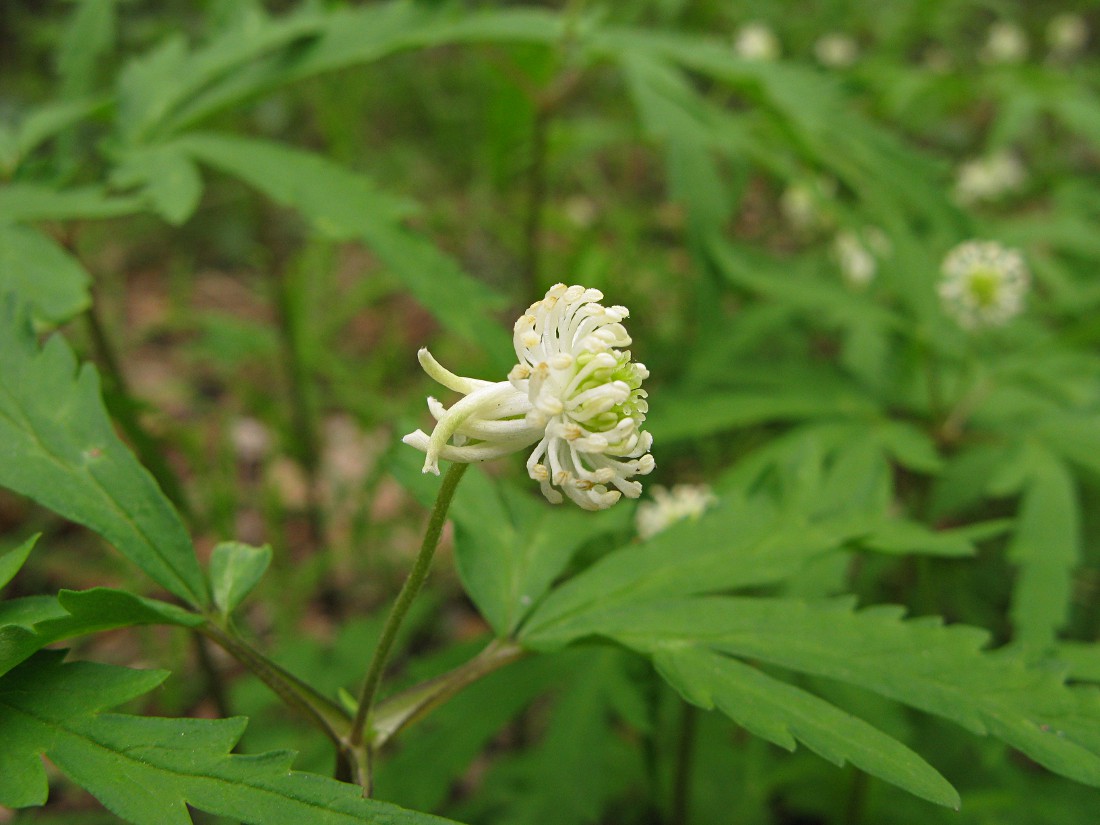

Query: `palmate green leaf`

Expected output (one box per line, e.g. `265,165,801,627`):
0,302,207,607
174,133,512,367
654,646,959,809
534,596,1100,794
0,223,91,323
0,652,459,825
0,588,202,678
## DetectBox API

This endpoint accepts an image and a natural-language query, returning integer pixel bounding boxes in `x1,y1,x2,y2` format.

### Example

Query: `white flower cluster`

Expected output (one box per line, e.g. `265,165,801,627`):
954,150,1026,206
980,21,1028,65
636,484,716,540
833,231,878,288
815,33,859,68
938,241,1029,329
781,176,836,233
734,22,781,62
1047,14,1088,61
403,284,654,510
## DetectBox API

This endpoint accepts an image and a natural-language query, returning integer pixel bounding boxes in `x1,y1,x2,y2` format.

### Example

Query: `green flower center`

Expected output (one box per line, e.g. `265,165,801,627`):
966,268,1001,307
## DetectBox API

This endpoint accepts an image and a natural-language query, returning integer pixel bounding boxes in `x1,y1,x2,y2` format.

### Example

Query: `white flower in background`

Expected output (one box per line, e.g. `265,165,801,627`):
636,484,716,540
938,241,1029,329
230,417,272,463
734,22,781,61
1047,14,1088,61
833,231,877,287
403,284,654,510
980,21,1028,65
954,150,1026,205
814,33,859,68
780,176,836,232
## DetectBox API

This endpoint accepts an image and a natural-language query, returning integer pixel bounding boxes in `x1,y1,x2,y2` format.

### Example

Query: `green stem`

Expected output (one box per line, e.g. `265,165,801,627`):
201,621,350,742
350,461,469,751
192,633,233,719
371,639,525,747
845,768,870,825
671,701,698,825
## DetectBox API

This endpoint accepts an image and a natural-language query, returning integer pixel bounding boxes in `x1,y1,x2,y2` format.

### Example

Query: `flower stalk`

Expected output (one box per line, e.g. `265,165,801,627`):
349,461,470,755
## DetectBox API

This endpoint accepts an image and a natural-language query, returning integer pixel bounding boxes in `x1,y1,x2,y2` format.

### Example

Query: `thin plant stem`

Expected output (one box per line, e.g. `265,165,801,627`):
350,461,470,752
370,639,525,747
845,768,870,825
192,633,233,720
201,620,351,742
671,701,698,825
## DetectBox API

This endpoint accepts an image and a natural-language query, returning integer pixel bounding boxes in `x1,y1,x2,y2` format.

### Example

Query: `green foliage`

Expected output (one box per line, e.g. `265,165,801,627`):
0,588,200,679
0,535,38,591
392,449,630,636
0,302,206,607
209,541,273,616
459,648,647,824
174,132,512,365
2,0,1100,822
654,646,958,808
0,652,456,824
0,224,91,324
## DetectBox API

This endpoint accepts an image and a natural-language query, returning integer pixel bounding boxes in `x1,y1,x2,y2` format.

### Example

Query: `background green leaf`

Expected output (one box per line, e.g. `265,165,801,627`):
0,224,91,324
0,301,206,607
